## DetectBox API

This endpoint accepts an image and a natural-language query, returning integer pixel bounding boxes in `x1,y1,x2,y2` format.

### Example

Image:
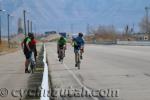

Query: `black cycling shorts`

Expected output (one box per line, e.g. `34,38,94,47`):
24,51,32,59
58,45,64,49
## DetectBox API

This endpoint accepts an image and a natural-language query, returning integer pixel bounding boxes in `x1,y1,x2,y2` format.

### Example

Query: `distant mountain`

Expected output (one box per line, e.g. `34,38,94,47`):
0,0,150,34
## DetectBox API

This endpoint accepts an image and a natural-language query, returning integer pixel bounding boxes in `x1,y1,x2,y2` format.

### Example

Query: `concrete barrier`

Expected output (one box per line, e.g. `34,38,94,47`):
117,41,150,46
86,41,116,45
40,44,50,100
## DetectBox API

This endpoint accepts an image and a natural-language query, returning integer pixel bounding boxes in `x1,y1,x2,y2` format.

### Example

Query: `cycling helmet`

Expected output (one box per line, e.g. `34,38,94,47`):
28,33,34,39
59,32,66,38
60,36,64,40
78,32,83,37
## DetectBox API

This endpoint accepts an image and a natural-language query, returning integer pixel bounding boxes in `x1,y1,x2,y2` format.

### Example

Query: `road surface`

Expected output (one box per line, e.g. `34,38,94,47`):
0,50,30,100
0,45,42,100
46,43,150,100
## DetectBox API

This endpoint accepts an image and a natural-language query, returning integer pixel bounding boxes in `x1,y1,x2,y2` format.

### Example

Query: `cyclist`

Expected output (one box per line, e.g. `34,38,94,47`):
21,33,37,73
29,33,37,62
57,35,67,61
29,33,37,73
72,33,85,67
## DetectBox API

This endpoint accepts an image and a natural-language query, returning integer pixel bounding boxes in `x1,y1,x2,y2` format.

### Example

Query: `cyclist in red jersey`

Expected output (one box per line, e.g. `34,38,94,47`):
21,33,37,73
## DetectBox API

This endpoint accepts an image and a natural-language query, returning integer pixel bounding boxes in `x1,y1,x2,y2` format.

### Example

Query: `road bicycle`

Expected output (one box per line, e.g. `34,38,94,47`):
58,47,65,63
29,52,36,73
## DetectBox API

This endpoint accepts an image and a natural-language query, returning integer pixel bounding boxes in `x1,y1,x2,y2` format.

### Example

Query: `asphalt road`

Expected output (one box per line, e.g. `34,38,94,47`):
0,45,42,100
46,43,150,100
0,50,30,100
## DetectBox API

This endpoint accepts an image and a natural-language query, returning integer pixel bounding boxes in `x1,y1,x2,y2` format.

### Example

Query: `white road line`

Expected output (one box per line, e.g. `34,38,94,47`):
50,47,99,100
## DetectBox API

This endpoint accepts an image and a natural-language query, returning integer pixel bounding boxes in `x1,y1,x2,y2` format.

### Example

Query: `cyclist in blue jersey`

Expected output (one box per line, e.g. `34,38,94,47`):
72,33,85,67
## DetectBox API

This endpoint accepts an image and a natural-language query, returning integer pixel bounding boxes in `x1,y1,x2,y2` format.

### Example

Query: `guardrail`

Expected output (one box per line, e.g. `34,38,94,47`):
117,41,150,46
86,41,116,45
40,44,50,100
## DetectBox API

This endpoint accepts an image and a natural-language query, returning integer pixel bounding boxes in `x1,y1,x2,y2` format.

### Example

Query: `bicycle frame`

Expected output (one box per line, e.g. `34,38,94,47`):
28,52,36,73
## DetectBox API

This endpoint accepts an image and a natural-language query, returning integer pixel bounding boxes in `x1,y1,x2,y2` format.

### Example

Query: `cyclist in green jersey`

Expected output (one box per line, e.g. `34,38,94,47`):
57,35,67,61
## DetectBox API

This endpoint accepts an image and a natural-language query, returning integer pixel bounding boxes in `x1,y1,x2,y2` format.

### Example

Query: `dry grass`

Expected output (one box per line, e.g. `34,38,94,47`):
85,34,117,42
0,41,19,55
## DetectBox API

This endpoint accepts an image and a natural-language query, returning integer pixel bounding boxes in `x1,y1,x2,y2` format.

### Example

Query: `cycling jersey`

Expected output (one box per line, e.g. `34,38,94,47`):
30,39,37,57
73,36,84,49
57,37,67,47
23,37,31,53
29,39,36,51
73,36,84,53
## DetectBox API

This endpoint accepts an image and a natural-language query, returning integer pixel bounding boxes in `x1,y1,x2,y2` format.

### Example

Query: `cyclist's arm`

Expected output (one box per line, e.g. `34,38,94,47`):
26,38,31,51
71,40,74,47
64,38,67,44
81,38,85,52
64,38,67,49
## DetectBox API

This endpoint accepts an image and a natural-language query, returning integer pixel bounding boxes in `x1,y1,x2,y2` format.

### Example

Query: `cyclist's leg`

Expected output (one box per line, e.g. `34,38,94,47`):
63,46,66,57
30,52,36,73
74,48,78,67
30,52,35,66
77,51,80,63
25,52,31,73
60,48,64,63
60,48,64,59
80,50,82,59
57,44,59,54
80,47,84,59
58,45,63,58
58,46,61,58
75,53,78,67
63,48,65,57
25,59,29,72
59,46,63,61
64,45,66,57
77,52,80,69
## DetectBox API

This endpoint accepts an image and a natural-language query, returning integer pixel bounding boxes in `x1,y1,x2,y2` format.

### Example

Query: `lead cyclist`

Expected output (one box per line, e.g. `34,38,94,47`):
72,33,85,67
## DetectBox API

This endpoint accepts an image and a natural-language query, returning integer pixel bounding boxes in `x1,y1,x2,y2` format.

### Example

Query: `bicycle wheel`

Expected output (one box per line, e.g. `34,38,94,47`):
30,52,36,73
30,64,34,74
30,61,35,74
59,49,64,63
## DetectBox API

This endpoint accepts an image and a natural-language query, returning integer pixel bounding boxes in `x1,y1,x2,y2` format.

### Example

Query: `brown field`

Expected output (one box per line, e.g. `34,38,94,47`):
0,41,19,55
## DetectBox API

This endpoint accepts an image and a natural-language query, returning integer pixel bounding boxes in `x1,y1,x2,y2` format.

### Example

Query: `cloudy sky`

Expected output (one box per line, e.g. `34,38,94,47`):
0,0,150,34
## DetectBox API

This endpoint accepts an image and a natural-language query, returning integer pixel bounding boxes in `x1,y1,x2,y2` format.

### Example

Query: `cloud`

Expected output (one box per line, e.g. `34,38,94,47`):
1,0,150,33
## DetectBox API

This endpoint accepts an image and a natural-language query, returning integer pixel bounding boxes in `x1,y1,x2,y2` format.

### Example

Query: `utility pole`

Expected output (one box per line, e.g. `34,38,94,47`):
23,10,27,37
0,9,6,44
27,20,29,34
7,14,10,48
145,7,149,33
34,23,37,38
30,21,32,33
0,11,2,44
